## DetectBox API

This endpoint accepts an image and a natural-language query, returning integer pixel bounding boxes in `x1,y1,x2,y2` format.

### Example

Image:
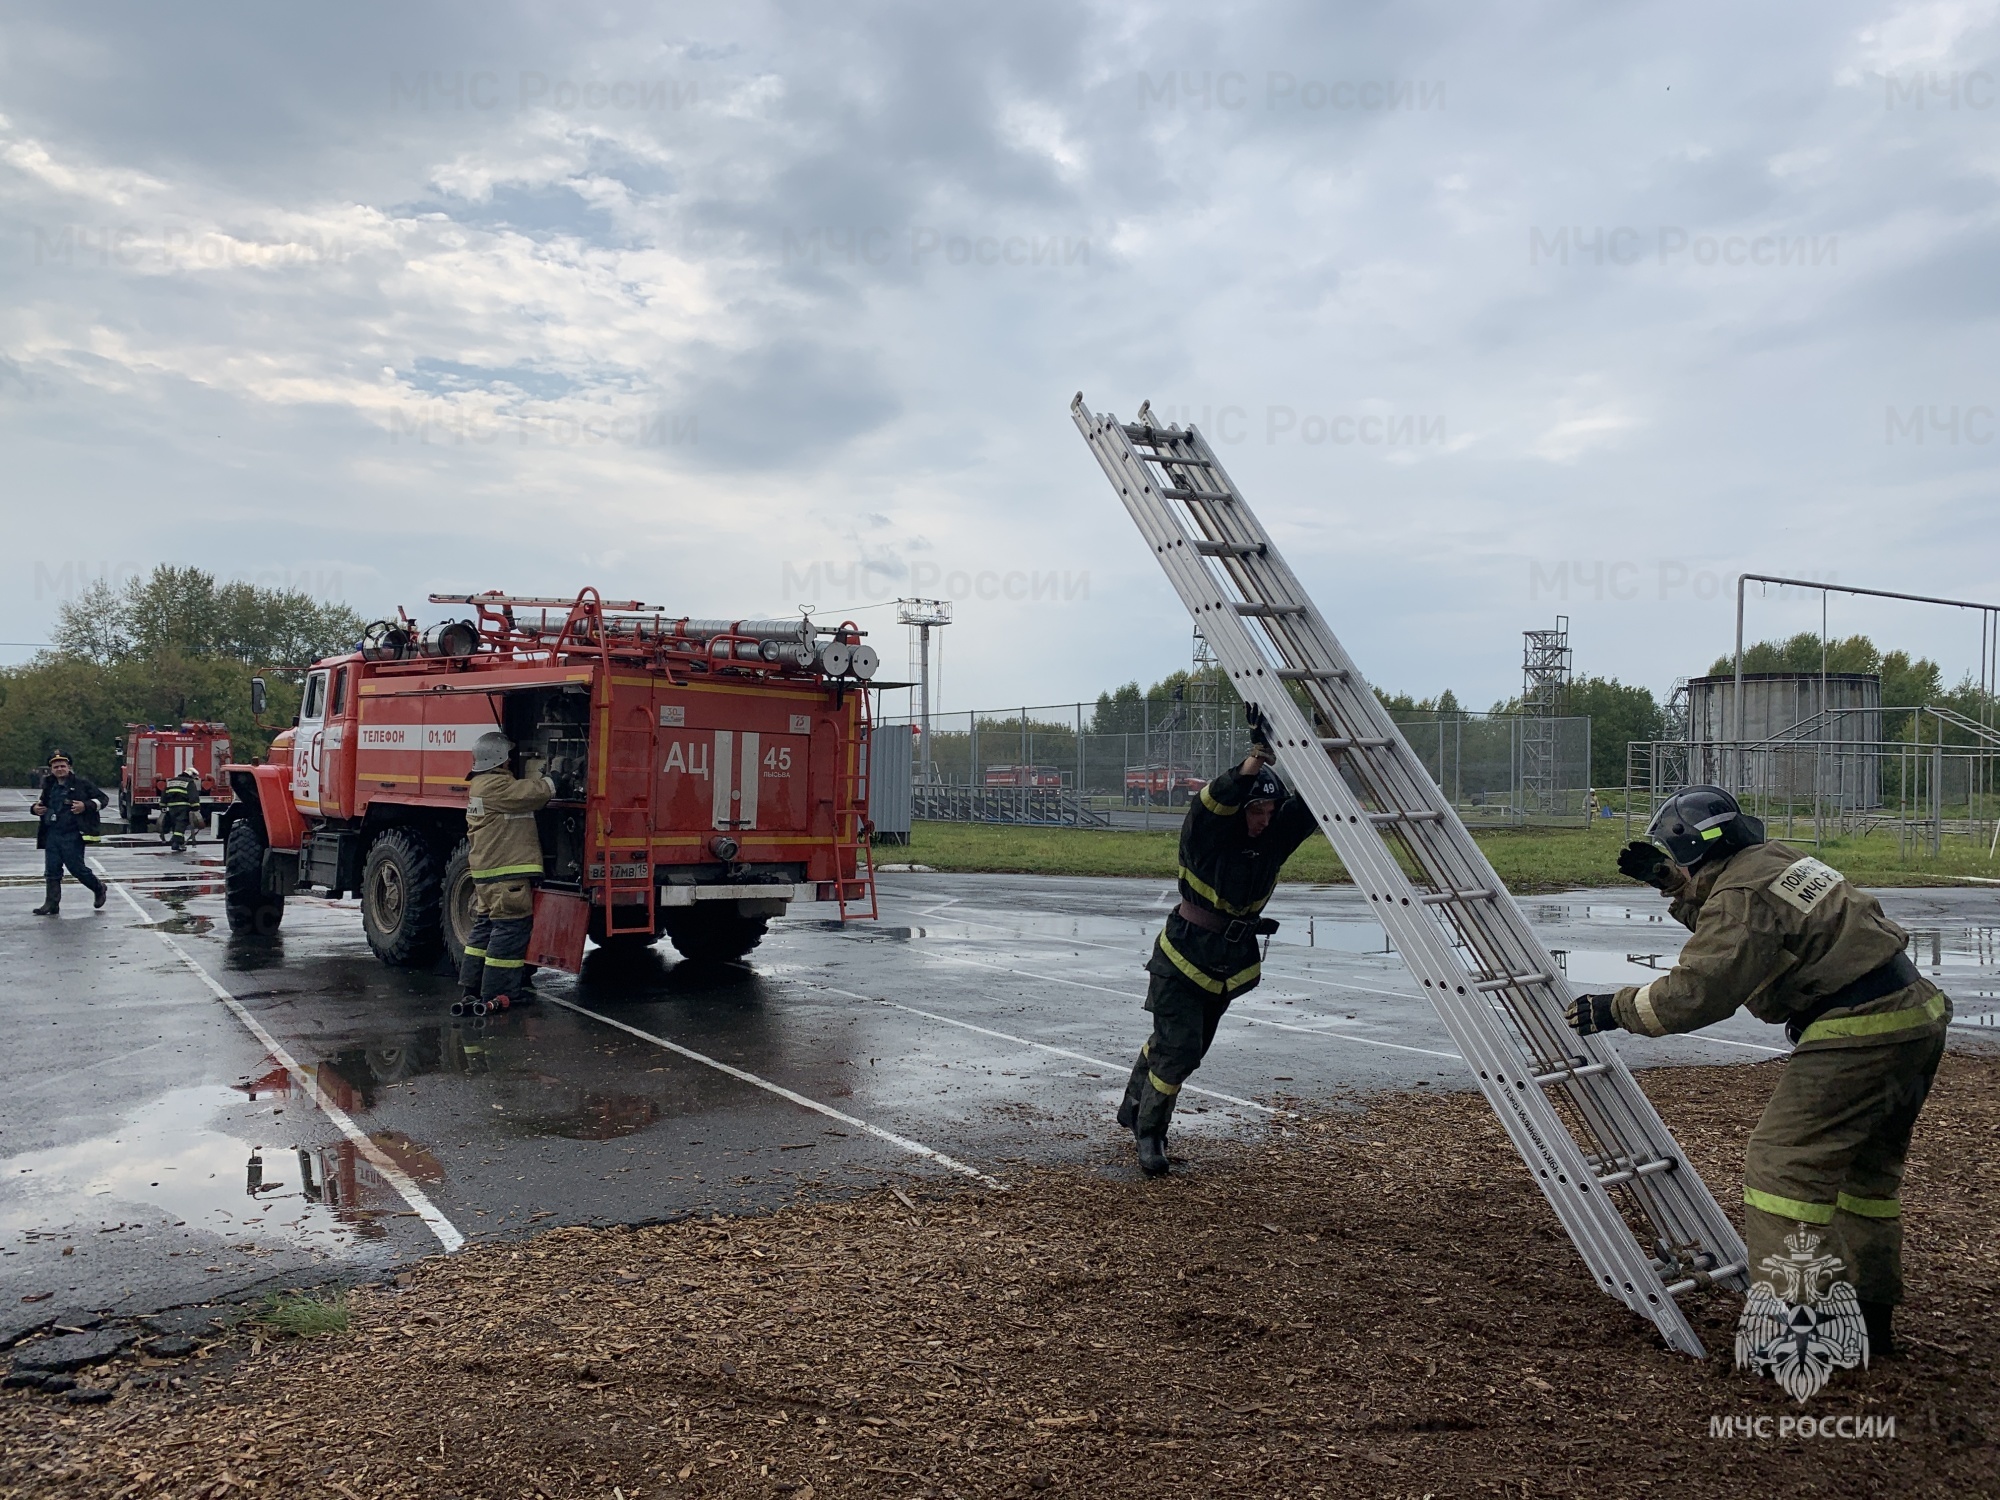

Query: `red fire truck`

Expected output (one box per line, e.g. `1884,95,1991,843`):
219,590,881,970
118,722,235,832
1123,764,1206,806
981,764,1065,788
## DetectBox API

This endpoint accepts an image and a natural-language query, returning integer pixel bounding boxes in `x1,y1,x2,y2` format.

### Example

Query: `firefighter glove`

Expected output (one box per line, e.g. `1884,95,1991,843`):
1617,839,1676,889
1245,701,1273,756
1565,993,1619,1036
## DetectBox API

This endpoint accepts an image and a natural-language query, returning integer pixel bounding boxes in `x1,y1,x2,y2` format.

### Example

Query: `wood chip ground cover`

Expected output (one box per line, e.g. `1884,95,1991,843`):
4,1055,1994,1498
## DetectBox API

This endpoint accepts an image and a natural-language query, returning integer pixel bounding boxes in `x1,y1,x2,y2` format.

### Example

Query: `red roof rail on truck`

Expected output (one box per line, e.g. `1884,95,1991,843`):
218,590,882,970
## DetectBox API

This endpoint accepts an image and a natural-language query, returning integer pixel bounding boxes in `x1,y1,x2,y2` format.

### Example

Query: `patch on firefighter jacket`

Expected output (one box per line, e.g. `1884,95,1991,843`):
1736,1227,1868,1402
1771,855,1844,915
467,796,484,816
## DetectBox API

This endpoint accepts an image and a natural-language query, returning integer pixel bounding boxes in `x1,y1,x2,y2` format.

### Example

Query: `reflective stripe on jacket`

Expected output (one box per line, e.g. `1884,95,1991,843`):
1143,764,1319,996
1611,840,1950,1050
466,770,555,883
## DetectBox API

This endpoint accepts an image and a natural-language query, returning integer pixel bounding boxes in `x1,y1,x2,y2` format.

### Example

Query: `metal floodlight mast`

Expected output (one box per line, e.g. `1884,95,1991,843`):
897,599,952,783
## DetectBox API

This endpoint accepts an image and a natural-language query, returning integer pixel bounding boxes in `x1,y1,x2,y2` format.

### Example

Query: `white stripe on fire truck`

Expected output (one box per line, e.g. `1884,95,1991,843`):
739,731,759,829
351,722,500,752
712,730,734,829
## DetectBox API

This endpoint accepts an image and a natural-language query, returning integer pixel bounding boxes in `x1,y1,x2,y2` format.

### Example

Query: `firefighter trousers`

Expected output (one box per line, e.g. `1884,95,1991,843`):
459,913,534,1004
42,832,105,905
1121,970,1234,1136
1742,1030,1946,1306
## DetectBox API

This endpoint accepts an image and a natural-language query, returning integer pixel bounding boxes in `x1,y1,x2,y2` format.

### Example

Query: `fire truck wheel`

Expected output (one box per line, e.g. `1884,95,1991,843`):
129,803,150,833
661,910,768,963
361,827,445,967
224,819,284,937
442,840,476,970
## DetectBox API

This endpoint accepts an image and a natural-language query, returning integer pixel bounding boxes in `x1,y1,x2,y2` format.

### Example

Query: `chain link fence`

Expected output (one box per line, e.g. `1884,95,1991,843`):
877,699,1595,829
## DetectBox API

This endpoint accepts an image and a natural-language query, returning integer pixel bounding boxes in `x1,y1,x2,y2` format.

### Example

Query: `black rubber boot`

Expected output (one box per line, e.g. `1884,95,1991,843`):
1116,1053,1148,1131
33,879,60,917
1861,1300,1895,1360
92,881,108,910
1132,1073,1177,1177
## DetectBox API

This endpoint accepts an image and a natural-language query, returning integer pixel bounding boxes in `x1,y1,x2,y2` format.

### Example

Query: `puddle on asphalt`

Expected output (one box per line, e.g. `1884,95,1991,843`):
0,1085,413,1255
242,1021,701,1142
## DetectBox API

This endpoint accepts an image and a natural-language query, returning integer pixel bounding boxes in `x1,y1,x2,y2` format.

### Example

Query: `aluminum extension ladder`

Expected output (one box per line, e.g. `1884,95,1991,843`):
1073,394,1748,1356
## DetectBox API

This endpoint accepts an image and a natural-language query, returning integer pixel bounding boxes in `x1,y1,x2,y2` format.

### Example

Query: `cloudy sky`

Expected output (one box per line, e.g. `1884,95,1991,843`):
3,1,1997,714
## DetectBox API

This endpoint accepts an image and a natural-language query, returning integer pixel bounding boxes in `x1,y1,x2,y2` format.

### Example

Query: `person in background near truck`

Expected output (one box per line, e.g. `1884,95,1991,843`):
31,751,109,916
455,732,556,1015
160,766,202,852
1117,703,1319,1176
1566,786,1950,1360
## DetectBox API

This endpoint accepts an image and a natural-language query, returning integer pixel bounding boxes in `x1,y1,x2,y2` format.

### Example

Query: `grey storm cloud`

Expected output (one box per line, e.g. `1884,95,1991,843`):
2,0,1998,705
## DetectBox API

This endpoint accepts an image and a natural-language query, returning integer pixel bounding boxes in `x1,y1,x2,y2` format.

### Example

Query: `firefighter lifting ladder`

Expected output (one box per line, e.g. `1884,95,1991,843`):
1072,394,1749,1357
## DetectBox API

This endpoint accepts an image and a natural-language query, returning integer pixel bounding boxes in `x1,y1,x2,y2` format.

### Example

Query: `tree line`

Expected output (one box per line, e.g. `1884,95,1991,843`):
0,567,365,785
1086,630,1986,791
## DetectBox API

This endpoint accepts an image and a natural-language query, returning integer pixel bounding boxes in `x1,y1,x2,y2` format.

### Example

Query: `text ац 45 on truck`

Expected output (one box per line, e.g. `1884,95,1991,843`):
216,590,883,973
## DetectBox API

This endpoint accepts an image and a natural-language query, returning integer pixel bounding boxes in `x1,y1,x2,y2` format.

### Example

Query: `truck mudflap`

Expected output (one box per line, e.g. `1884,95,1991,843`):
528,888,591,973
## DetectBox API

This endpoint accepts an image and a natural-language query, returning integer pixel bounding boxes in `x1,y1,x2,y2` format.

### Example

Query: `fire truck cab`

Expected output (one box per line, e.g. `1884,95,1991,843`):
219,591,881,972
118,722,235,832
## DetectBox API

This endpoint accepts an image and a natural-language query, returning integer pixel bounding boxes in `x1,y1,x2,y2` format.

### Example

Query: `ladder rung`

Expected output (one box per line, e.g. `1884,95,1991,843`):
1367,808,1442,824
1160,486,1232,503
1664,1260,1746,1298
1420,887,1498,906
1321,736,1390,751
1232,602,1306,618
1275,667,1348,682
1190,539,1266,557
1531,1060,1610,1086
1472,972,1551,992
1596,1156,1676,1188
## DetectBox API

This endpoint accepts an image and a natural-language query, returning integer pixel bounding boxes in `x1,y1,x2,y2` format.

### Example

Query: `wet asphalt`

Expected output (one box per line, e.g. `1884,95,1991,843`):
3,829,1996,1342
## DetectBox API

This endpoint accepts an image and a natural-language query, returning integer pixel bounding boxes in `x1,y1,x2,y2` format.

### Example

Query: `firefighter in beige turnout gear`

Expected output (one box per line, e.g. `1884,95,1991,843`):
1567,786,1950,1357
457,733,555,1014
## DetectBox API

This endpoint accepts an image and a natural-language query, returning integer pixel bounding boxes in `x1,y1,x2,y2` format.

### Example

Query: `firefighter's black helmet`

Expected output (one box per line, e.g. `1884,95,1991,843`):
1646,785,1765,869
1246,765,1284,806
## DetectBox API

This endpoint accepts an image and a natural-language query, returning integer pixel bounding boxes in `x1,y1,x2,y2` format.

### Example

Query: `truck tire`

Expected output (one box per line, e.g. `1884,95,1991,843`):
588,906,662,953
224,818,284,937
361,827,445,967
129,802,150,833
661,909,768,963
442,840,475,971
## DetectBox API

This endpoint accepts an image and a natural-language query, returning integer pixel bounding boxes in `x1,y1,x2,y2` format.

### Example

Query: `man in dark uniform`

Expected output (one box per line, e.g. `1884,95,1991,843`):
1567,786,1950,1357
1117,706,1320,1175
31,751,109,916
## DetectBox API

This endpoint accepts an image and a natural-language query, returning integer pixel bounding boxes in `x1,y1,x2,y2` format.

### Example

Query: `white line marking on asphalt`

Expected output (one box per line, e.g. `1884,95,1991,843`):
1680,1033,1789,1056
14,1038,177,1096
1235,1015,1463,1060
882,898,1427,1000
799,980,1280,1116
540,995,1005,1189
98,871,466,1253
915,948,1147,1000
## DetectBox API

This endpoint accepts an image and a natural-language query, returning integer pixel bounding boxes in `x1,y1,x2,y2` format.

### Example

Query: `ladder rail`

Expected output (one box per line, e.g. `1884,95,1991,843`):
1140,412,1743,1278
1076,396,1746,1354
1150,417,1734,1255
